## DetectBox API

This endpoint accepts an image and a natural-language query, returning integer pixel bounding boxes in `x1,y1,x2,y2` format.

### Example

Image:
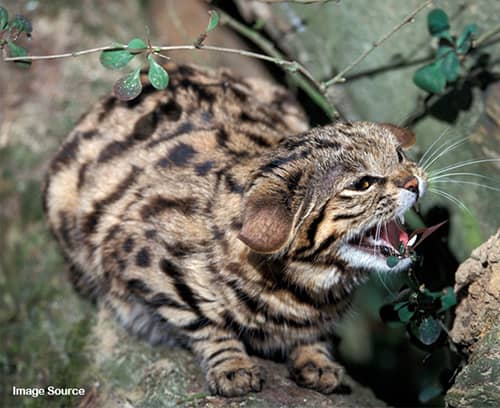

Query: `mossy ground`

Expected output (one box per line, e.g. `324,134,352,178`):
0,145,95,407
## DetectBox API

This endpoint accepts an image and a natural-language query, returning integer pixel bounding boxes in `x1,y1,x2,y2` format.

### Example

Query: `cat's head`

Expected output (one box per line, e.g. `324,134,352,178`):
239,122,426,279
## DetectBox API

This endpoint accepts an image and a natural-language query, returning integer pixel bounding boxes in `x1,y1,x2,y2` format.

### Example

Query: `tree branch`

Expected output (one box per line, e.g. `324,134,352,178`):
473,22,500,48
322,0,433,89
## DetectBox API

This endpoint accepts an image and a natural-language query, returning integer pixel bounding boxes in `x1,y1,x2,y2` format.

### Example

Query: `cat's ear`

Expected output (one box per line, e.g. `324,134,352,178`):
238,186,293,254
380,123,416,148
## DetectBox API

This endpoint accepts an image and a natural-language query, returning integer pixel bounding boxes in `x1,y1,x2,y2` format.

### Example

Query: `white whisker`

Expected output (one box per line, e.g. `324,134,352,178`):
428,172,496,182
418,127,452,167
430,179,500,192
423,136,471,171
418,127,451,167
375,269,396,296
429,158,500,177
428,188,471,213
374,221,382,256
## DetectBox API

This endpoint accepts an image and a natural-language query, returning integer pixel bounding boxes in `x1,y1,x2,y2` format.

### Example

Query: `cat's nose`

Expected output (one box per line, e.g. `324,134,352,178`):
403,176,419,196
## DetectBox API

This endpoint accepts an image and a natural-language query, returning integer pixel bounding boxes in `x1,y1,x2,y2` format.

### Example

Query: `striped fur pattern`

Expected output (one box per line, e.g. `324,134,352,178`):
44,64,426,397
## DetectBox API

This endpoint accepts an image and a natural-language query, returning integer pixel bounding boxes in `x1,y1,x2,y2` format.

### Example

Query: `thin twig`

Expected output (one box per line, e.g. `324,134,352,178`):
1,43,295,68
322,0,433,89
473,22,500,48
2,44,126,60
3,42,316,87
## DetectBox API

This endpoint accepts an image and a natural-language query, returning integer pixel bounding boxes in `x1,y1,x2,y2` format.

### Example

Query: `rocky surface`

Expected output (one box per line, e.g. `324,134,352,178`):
446,231,500,408
82,309,388,408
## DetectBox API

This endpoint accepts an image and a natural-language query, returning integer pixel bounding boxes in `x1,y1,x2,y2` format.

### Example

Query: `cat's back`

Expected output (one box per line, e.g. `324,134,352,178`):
43,64,307,280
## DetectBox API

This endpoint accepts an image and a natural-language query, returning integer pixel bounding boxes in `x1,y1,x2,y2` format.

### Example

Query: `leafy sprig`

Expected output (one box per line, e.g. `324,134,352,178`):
413,8,479,94
99,36,169,100
379,268,457,403
380,271,456,348
0,6,32,67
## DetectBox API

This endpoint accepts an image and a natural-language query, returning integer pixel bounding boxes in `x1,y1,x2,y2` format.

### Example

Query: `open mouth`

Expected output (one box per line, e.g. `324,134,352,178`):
348,217,412,259
345,214,447,268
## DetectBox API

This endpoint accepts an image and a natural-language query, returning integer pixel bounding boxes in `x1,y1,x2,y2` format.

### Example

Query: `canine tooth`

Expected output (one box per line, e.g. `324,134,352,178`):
408,235,417,247
398,214,405,225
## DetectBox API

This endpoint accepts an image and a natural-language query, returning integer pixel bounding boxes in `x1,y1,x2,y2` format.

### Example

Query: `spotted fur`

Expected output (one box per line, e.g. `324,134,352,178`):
44,64,426,397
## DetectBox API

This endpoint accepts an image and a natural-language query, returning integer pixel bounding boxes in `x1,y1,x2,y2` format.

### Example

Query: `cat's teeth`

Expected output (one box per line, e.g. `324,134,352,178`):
398,214,405,225
407,235,417,247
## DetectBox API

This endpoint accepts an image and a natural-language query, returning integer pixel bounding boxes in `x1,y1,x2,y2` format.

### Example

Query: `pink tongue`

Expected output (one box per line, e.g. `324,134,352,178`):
381,221,409,248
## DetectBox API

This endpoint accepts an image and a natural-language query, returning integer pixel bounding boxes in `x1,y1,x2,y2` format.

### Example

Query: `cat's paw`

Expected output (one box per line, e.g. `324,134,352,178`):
206,356,264,397
289,347,345,394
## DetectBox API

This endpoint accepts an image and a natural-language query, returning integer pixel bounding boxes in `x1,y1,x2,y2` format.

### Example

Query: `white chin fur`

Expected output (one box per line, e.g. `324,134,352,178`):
417,176,427,198
338,245,413,273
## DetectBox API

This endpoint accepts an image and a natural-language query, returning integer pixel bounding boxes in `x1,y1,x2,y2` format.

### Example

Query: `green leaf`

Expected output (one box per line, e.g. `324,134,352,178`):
436,29,453,42
7,41,31,67
127,37,147,53
397,305,415,323
9,14,32,35
100,47,134,70
456,23,478,54
0,6,8,30
438,287,456,313
436,44,453,59
148,55,169,90
413,62,446,93
427,9,450,36
417,317,441,345
441,51,460,81
206,10,219,32
422,288,442,300
386,256,400,268
113,67,143,101
419,384,443,403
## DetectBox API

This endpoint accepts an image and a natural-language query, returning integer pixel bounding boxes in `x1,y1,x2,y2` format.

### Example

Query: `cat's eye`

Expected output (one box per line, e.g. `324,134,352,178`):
397,147,405,163
349,176,377,191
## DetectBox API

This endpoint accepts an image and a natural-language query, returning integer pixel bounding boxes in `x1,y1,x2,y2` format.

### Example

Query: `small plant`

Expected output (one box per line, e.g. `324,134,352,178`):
379,220,458,403
413,8,478,94
379,220,456,349
380,273,456,348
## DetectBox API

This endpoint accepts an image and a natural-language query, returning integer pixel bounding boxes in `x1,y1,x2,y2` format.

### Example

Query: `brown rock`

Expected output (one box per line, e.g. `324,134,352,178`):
451,230,500,352
446,231,500,407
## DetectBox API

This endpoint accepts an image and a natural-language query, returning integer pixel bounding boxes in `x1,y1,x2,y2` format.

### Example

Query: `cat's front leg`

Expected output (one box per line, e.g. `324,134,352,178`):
288,342,345,394
190,326,264,397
